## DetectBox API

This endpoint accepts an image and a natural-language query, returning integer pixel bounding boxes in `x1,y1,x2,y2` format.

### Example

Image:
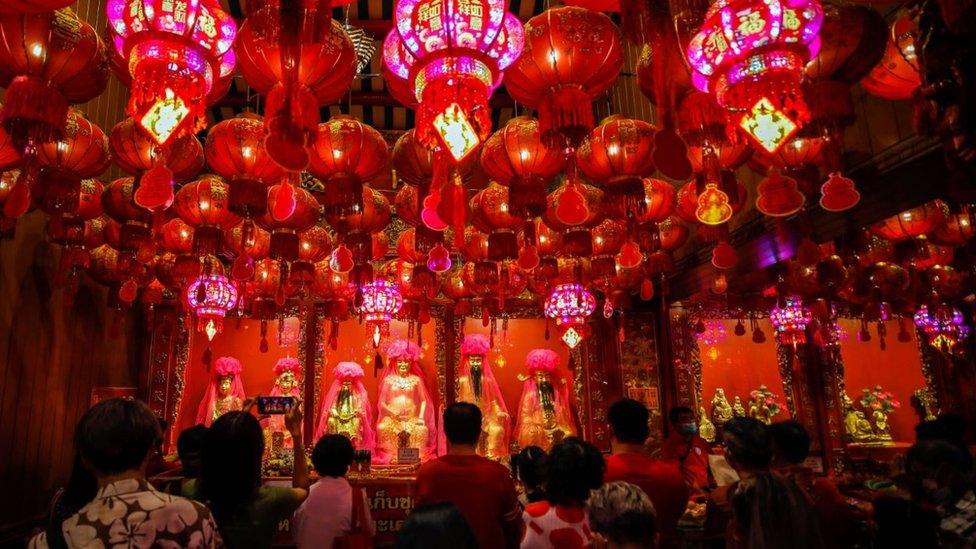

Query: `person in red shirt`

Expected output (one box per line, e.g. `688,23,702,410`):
415,402,523,548
660,406,711,492
604,399,689,549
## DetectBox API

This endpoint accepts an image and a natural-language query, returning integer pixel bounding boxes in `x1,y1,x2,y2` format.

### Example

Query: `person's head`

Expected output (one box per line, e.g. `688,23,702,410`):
176,425,208,477
769,420,810,467
730,473,824,549
587,482,657,549
906,439,974,506
443,402,482,447
312,434,355,478
200,411,264,521
75,398,162,478
722,417,772,473
916,413,969,455
668,406,697,438
608,399,650,446
546,437,605,507
395,502,478,549
515,446,547,491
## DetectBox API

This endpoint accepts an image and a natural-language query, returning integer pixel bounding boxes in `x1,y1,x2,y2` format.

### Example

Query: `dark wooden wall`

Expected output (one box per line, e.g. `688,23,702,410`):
0,212,141,543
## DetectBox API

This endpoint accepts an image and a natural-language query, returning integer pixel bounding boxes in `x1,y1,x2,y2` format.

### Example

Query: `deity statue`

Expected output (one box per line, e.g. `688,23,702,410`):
912,388,938,422
515,349,576,451
195,356,245,427
732,396,746,417
265,357,302,447
698,407,716,442
375,340,437,464
315,361,375,453
710,388,734,426
842,392,875,443
454,334,511,460
747,385,780,425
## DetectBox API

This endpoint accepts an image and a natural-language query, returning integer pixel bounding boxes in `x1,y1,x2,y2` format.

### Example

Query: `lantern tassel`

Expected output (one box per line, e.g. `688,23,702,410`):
0,75,68,146
538,85,594,148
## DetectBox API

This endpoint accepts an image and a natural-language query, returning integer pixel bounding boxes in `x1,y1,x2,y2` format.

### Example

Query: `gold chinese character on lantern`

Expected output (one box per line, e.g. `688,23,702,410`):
736,11,766,37
783,9,800,30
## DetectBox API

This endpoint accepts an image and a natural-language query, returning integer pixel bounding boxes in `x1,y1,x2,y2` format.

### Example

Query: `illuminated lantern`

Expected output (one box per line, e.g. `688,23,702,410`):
544,283,597,349
0,0,76,14
33,110,110,218
657,217,690,252
755,171,805,217
769,295,812,346
633,178,677,225
686,0,824,153
470,182,523,261
676,172,747,226
382,63,418,109
45,177,104,244
480,116,565,219
308,116,390,216
112,117,203,180
174,176,241,254
913,242,954,271
313,260,357,312
0,9,108,147
205,115,285,217
676,92,752,174
185,273,238,341
224,222,271,261
101,177,152,251
860,12,920,101
505,6,623,146
87,244,123,287
258,183,320,261
106,0,236,145
0,123,20,170
914,305,969,353
932,208,975,246
236,9,356,170
869,200,949,242
394,185,422,227
360,279,403,347
544,179,605,258
323,185,391,265
292,225,333,285
247,258,293,318
577,116,656,215
804,4,887,83
590,219,628,277
382,0,523,162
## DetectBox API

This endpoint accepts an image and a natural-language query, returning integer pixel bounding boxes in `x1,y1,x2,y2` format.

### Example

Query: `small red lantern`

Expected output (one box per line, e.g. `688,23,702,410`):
544,283,597,349
677,92,752,174
590,219,628,277
577,116,656,215
185,273,238,341
470,182,524,261
205,115,285,217
308,116,390,217
101,177,152,252
174,176,242,254
480,117,565,219
258,184,320,261
770,295,813,347
111,117,204,183
860,12,920,101
869,200,949,242
34,109,110,217
504,6,624,146
224,222,272,262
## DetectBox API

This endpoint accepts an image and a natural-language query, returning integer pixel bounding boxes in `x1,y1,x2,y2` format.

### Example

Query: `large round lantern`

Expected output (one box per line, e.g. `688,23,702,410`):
174,176,241,254
308,116,390,216
544,180,606,257
504,6,624,147
0,8,109,147
685,0,824,153
323,185,391,264
860,12,920,101
480,117,565,219
257,183,320,261
102,177,152,252
205,115,285,217
544,283,597,349
470,182,524,261
360,279,403,348
33,110,110,216
590,219,628,278
382,0,524,162
224,222,272,271
106,0,237,145
185,273,238,340
577,116,656,215
111,117,204,182
292,225,333,285
869,200,949,242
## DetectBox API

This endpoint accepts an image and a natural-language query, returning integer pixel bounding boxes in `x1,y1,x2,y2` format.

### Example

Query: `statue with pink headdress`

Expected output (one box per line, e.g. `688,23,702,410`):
515,349,576,450
375,339,437,464
315,361,375,454
195,356,246,427
264,357,302,447
456,334,510,460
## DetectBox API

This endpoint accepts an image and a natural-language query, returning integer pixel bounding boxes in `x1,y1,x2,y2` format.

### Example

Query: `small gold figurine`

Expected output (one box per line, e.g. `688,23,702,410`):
711,388,734,426
912,388,938,422
732,396,746,417
842,392,875,443
698,407,716,442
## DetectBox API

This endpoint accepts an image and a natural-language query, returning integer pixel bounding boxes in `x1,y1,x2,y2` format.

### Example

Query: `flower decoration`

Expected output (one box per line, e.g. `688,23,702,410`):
859,385,901,414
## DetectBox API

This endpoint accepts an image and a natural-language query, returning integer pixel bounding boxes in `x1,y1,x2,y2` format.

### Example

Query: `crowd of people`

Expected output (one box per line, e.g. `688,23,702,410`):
26,395,976,548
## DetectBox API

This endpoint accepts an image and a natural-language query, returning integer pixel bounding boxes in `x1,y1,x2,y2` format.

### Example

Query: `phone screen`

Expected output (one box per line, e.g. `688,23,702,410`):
257,396,295,415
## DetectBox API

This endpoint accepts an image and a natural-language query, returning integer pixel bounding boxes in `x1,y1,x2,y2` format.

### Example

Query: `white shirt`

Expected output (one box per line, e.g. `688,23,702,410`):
292,476,374,548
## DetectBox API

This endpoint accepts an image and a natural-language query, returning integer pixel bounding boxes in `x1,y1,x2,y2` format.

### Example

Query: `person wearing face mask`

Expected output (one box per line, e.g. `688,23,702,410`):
661,406,712,493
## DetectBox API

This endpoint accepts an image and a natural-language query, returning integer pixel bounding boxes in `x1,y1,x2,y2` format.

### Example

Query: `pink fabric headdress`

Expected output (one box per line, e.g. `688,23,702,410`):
273,357,301,376
335,361,365,380
526,348,559,373
461,334,491,356
314,361,376,452
196,356,245,427
386,339,422,361
214,356,243,376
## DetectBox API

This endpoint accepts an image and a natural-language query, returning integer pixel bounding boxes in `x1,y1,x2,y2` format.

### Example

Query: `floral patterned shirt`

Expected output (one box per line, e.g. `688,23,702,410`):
31,478,223,549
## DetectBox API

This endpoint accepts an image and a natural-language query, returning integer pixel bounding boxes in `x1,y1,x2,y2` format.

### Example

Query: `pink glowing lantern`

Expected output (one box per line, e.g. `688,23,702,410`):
544,283,597,349
360,279,404,347
914,305,970,353
382,0,523,161
686,0,824,153
185,273,238,340
106,0,237,145
769,295,812,346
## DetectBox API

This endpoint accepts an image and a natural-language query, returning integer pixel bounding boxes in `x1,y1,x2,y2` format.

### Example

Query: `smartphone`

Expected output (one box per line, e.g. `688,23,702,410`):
256,396,295,415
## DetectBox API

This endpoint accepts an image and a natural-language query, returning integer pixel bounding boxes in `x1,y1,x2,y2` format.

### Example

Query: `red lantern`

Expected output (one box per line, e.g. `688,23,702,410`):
237,10,357,170
159,218,202,283
247,258,294,318
805,4,887,83
470,182,524,261
0,122,20,170
577,116,656,215
46,178,104,248
676,92,752,173
631,178,677,224
102,177,152,252
505,7,624,147
106,0,236,145
205,115,285,217
0,0,76,14
323,185,391,265
34,110,110,217
225,222,272,261
174,176,242,254
657,217,690,252
0,8,108,146
480,117,565,219
291,225,333,285
392,128,480,188
544,179,606,258
258,183,320,261
869,200,949,242
932,208,975,246
394,185,421,227
308,116,390,216
590,219,628,277
112,117,204,182
860,12,920,101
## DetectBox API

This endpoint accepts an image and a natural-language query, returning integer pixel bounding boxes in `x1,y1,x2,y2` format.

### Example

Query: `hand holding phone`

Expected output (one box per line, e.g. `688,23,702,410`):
256,396,295,415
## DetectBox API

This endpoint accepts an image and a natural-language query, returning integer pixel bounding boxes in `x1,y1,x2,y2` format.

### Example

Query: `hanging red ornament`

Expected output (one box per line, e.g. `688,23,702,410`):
869,200,949,242
756,171,805,217
258,183,320,261
860,11,920,101
819,172,860,212
711,241,738,270
545,179,605,258
308,116,390,217
480,117,565,219
205,115,285,218
577,116,656,216
932,208,975,246
323,185,391,265
185,273,238,340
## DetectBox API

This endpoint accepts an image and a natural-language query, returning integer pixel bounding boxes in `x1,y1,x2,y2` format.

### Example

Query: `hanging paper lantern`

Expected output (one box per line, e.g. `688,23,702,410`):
869,200,949,242
632,178,678,225
33,109,110,218
576,116,656,215
544,282,597,349
246,258,293,318
205,115,285,217
174,176,241,254
804,4,887,83
504,7,623,147
323,185,391,265
185,273,238,340
544,179,606,258
112,117,203,181
0,0,76,15
308,116,390,216
860,12,920,101
101,177,153,252
677,92,753,174
756,171,805,217
769,295,812,346
237,10,356,170
360,279,403,347
258,183,320,261
224,222,272,261
932,208,975,246
480,117,565,219
686,0,824,153
470,182,524,261
590,219,628,277
382,0,524,161
914,305,970,353
0,8,109,147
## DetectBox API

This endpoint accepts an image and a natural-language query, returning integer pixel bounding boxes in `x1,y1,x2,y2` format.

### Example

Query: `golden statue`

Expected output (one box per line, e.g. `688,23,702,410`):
710,388,734,426
315,362,375,453
842,393,875,443
196,356,245,427
456,334,511,460
265,357,302,447
698,406,716,442
375,340,437,463
515,349,576,451
747,385,782,425
912,388,938,422
732,396,746,417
